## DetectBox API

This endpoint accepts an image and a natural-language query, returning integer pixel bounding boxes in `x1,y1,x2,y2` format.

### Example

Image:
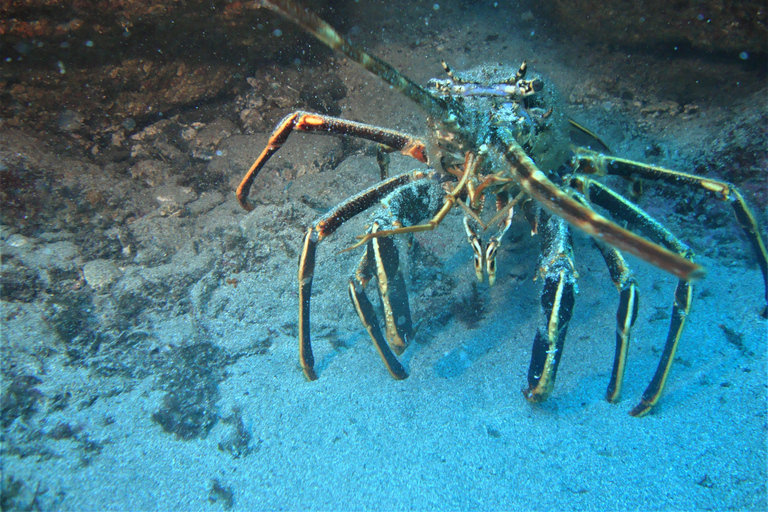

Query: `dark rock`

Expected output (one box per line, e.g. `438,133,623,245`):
0,0,332,138
151,342,229,440
538,1,767,55
0,375,43,428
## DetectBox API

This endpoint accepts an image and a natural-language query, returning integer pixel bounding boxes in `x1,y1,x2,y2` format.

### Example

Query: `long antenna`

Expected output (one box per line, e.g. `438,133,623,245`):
257,0,448,118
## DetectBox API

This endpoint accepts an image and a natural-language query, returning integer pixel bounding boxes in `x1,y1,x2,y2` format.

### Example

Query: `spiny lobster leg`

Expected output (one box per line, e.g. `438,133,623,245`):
348,224,411,378
569,192,640,404
237,111,428,210
298,171,429,380
633,281,694,417
461,193,516,285
497,137,704,282
348,279,408,380
595,242,639,404
369,224,413,355
376,144,392,180
347,151,481,250
484,193,515,286
574,149,768,317
463,217,485,283
523,210,576,403
573,177,695,417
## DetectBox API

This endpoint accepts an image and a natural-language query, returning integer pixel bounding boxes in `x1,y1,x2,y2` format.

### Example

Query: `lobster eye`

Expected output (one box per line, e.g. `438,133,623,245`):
532,79,544,92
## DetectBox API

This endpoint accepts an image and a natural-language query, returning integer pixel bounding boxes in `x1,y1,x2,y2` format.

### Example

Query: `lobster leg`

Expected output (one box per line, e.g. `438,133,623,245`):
237,111,428,210
574,148,768,317
348,151,482,251
461,193,516,285
297,171,430,380
573,177,695,416
369,228,413,356
348,225,411,379
348,279,408,380
569,193,640,405
462,217,486,283
523,210,576,403
591,241,640,405
484,193,516,286
499,137,703,282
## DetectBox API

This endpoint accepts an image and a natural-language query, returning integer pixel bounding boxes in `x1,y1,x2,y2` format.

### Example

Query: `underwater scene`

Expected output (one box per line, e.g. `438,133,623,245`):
1,0,766,510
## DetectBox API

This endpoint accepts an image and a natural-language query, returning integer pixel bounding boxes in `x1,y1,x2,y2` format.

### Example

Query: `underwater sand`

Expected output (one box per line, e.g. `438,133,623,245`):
1,1,766,510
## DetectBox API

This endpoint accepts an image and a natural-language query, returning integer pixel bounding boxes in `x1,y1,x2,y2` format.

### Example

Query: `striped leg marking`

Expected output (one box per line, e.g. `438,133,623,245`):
348,225,411,378
631,280,692,417
571,193,640,404
348,279,408,380
369,225,413,355
594,242,640,403
298,228,318,381
574,177,697,416
463,217,485,283
462,197,515,286
574,149,768,316
523,212,576,403
484,194,515,286
296,172,428,380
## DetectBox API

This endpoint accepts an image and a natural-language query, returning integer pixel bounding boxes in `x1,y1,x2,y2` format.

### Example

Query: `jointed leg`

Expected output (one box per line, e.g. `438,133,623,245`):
571,193,640,404
348,279,408,379
592,241,640,403
574,148,768,316
463,217,486,283
376,144,392,181
355,224,413,354
348,224,412,379
484,194,517,286
523,210,576,403
237,111,428,210
298,171,430,380
346,151,482,251
500,139,703,282
573,176,695,416
462,191,517,285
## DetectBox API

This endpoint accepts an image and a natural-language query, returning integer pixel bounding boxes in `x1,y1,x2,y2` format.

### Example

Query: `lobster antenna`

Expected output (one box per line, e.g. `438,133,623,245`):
257,0,448,118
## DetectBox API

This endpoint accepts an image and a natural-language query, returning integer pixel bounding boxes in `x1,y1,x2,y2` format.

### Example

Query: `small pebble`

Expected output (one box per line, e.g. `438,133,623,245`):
83,260,122,294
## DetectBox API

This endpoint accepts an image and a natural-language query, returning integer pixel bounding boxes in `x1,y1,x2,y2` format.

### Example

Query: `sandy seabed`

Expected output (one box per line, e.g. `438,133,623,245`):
1,1,766,510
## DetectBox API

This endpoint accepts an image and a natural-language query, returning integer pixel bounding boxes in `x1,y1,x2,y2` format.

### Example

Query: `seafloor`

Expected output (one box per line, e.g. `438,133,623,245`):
1,1,766,510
